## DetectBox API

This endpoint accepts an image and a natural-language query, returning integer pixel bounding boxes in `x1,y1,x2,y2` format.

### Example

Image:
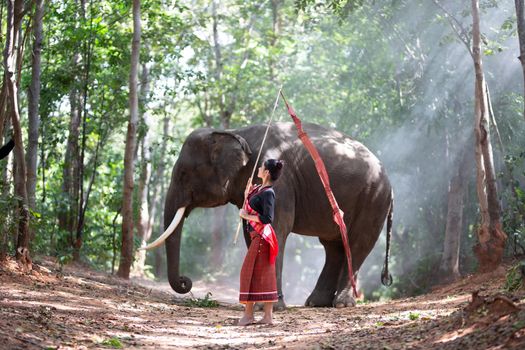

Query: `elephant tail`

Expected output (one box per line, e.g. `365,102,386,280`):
381,189,394,286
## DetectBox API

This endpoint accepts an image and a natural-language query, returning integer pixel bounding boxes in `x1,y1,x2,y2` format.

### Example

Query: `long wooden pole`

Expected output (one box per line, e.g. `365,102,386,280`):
233,86,282,245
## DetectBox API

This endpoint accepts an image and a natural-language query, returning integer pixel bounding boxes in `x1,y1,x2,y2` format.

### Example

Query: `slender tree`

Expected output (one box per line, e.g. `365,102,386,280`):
211,0,230,129
152,115,170,278
118,0,141,278
471,0,506,272
439,140,472,282
26,0,44,211
432,0,507,273
132,63,152,276
3,0,30,266
73,0,95,261
59,0,86,245
269,0,282,82
516,0,525,121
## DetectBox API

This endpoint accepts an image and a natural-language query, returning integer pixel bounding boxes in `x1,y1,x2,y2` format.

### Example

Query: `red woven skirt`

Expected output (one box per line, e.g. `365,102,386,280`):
239,231,278,303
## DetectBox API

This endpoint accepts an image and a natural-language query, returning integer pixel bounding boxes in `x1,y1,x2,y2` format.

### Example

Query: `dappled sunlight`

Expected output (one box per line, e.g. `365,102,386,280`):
371,294,470,313
3,298,99,313
133,277,240,304
434,324,478,345
1,256,523,349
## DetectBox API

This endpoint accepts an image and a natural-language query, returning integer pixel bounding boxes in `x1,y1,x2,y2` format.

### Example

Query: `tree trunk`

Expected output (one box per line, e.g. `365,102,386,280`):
132,64,152,276
26,0,44,211
269,0,282,82
0,84,8,139
516,0,525,121
132,137,151,276
118,0,141,279
75,121,104,258
73,1,94,262
111,208,121,275
3,0,30,267
152,116,169,278
148,115,169,236
59,1,85,246
439,141,472,283
211,0,230,129
59,89,81,239
0,106,11,261
471,0,507,272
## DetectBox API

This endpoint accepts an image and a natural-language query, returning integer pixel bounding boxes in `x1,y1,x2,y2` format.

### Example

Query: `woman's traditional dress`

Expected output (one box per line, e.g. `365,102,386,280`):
239,185,279,304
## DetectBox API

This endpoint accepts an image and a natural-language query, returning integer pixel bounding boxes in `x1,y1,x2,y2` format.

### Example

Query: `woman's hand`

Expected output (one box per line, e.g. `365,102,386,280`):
244,182,253,200
239,209,249,220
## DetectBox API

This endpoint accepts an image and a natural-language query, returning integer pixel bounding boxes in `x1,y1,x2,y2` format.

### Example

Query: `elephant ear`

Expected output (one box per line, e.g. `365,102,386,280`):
210,131,252,175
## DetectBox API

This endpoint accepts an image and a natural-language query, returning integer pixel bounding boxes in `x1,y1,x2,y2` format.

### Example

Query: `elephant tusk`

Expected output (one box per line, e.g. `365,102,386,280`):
139,207,186,250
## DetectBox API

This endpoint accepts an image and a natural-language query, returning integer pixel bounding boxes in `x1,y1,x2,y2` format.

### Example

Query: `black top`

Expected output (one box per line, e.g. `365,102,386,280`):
0,139,14,160
243,186,275,234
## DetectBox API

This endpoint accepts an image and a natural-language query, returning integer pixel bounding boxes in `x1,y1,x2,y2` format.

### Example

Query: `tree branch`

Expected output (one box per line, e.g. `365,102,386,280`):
432,0,473,57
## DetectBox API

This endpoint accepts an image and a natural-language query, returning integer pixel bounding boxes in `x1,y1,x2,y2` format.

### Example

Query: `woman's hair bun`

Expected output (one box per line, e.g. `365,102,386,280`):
264,158,284,181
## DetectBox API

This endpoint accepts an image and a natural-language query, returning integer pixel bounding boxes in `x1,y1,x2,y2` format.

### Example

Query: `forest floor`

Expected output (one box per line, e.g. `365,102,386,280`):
1,257,525,350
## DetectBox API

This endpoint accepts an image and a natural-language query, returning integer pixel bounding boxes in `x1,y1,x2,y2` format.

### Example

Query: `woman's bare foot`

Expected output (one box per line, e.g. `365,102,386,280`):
238,316,255,326
256,317,273,325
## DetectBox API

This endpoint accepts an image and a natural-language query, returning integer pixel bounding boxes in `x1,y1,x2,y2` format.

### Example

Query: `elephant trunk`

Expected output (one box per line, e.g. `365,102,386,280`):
139,203,191,293
165,213,192,294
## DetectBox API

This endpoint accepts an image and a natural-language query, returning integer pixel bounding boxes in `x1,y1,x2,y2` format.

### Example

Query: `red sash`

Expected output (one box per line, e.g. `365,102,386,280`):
245,186,279,264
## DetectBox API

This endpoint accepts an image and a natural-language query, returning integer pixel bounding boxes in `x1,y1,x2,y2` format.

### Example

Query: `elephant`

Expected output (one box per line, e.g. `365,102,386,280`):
143,121,393,308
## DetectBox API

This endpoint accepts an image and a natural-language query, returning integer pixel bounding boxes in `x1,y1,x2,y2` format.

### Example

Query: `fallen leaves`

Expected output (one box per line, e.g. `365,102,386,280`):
464,290,522,326
1,257,525,349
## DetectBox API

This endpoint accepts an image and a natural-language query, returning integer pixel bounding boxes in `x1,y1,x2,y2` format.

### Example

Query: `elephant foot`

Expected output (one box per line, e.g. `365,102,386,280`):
333,289,356,308
254,299,286,311
305,289,335,307
274,298,286,311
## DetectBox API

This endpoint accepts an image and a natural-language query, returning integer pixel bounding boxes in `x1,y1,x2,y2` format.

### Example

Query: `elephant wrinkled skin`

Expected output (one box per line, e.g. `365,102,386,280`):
151,122,393,308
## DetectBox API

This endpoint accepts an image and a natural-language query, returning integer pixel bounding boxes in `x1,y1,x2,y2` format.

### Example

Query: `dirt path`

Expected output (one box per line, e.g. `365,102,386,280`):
1,257,524,349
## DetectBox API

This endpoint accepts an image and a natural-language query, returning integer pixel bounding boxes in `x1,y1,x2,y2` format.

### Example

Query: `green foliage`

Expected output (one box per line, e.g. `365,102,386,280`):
57,254,73,267
185,292,220,308
373,250,442,300
504,262,525,292
23,0,197,271
178,206,241,279
513,320,525,330
0,193,19,234
101,337,123,349
295,0,364,16
409,312,420,321
0,190,19,256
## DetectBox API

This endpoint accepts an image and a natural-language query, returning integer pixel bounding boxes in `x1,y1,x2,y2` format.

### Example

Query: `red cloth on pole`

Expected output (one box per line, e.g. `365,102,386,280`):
281,93,358,297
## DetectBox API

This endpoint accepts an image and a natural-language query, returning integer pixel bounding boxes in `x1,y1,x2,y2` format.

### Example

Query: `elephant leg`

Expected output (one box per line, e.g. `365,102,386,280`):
270,182,295,311
274,231,290,311
305,238,344,307
333,262,356,307
334,202,388,307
